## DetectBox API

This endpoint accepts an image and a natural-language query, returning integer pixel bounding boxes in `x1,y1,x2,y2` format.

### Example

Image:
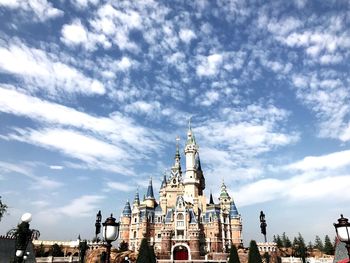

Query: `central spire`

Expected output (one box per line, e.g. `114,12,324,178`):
186,116,196,145
146,177,155,199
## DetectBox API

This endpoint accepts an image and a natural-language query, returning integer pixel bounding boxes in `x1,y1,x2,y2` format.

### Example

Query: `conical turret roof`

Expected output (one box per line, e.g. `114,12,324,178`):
122,200,131,217
146,178,154,199
230,200,239,218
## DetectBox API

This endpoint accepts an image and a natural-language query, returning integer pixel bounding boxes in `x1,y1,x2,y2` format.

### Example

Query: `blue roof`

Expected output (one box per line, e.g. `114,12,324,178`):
230,200,239,218
133,189,140,205
188,208,198,224
165,208,173,223
122,200,131,216
146,178,154,199
155,204,163,214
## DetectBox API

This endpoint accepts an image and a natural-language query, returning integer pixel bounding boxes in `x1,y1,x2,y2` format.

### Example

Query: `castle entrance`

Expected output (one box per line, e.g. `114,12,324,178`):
173,245,189,260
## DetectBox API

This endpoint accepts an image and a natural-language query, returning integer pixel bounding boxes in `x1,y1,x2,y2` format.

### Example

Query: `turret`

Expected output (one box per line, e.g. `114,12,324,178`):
120,200,131,241
230,199,242,246
184,119,200,200
218,181,231,210
145,178,155,208
209,192,214,205
133,188,140,209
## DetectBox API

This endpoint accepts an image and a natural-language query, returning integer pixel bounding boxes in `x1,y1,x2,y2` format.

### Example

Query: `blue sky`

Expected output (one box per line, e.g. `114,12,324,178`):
0,0,349,245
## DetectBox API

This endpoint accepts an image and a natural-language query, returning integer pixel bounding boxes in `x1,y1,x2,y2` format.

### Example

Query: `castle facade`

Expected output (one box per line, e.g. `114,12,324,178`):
119,126,242,260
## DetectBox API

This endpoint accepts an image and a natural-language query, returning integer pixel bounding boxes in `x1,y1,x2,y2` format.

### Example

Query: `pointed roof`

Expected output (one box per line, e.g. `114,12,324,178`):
146,177,154,199
161,172,167,188
209,191,214,205
133,188,140,206
122,200,131,216
195,152,202,171
230,200,239,218
220,181,230,199
186,117,197,145
175,136,181,160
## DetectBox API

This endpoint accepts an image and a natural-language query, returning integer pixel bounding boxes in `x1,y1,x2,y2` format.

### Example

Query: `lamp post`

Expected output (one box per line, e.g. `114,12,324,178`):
102,214,120,263
334,214,350,260
6,213,40,263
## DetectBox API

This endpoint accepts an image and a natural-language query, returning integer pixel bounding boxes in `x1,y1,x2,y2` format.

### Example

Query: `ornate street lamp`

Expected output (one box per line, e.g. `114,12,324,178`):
6,213,40,263
102,214,120,263
334,214,350,260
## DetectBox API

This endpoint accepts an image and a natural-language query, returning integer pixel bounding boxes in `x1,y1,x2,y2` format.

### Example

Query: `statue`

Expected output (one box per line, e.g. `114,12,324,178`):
260,211,267,242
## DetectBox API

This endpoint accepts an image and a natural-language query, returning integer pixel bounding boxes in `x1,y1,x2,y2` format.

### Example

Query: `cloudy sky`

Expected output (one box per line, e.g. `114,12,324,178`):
0,0,349,245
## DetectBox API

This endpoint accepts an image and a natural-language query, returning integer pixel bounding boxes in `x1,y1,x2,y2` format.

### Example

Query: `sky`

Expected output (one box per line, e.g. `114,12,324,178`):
0,0,349,246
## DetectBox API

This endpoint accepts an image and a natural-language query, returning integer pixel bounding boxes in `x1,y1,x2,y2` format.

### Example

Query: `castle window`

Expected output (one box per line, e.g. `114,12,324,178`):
133,231,137,239
177,213,184,220
134,217,137,223
157,233,161,239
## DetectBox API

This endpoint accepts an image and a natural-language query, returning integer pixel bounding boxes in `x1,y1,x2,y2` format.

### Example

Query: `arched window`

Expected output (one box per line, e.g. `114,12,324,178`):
177,213,184,220
133,231,137,239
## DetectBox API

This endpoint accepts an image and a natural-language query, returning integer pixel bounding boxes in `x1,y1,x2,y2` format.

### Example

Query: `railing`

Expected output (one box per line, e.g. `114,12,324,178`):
36,256,79,262
157,260,227,263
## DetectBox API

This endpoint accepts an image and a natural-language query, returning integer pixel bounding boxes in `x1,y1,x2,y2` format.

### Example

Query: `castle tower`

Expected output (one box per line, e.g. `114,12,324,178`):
120,200,131,241
183,120,200,200
159,172,167,213
230,200,242,246
145,178,155,208
218,181,231,211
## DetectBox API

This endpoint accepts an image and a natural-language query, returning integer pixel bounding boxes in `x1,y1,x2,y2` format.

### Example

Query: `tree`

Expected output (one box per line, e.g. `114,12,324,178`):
51,243,64,257
282,232,292,247
0,196,8,222
119,240,129,252
228,244,240,263
323,235,334,255
248,240,262,263
293,233,306,263
314,235,323,251
136,238,156,263
35,242,45,257
149,245,157,263
275,235,283,248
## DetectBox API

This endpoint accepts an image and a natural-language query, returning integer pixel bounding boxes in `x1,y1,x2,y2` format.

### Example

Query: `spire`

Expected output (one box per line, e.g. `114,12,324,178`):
146,177,154,199
122,200,131,217
161,172,167,188
175,136,181,160
186,116,196,145
195,152,202,171
219,180,230,200
209,191,214,205
133,187,140,206
230,200,239,218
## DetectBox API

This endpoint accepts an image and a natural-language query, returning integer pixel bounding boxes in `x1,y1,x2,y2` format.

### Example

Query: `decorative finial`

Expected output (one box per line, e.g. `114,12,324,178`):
188,116,192,130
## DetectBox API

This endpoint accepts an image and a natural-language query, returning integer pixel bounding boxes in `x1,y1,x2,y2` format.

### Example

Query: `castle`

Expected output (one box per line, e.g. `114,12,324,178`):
119,125,242,260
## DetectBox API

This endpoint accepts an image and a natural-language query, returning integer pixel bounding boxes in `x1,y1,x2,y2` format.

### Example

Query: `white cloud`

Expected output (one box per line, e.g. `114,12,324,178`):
285,150,350,172
107,181,136,192
59,195,105,217
36,195,105,224
291,73,350,141
70,0,99,9
0,161,63,189
125,100,161,116
179,29,196,44
0,0,63,21
61,20,88,45
0,40,105,96
49,165,64,170
199,90,220,106
0,87,163,173
196,54,223,77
